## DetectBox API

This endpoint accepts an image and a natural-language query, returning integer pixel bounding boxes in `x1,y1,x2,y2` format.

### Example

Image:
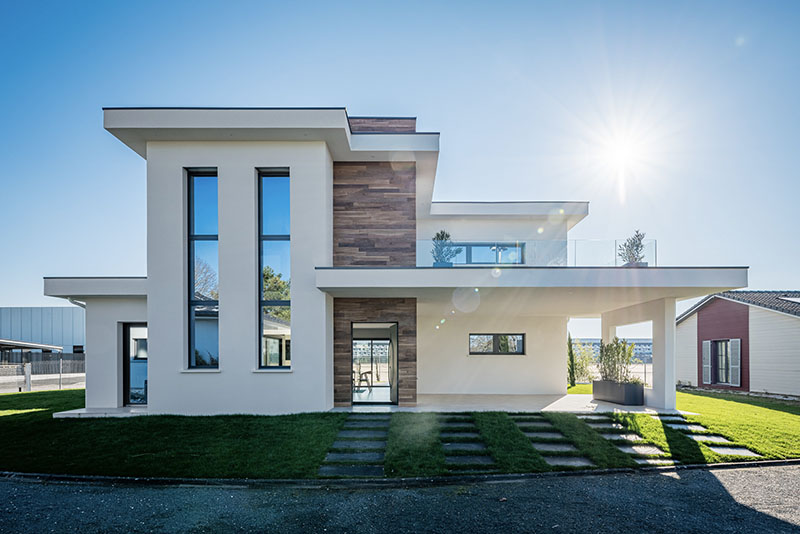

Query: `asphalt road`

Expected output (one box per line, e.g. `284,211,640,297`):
1,465,799,533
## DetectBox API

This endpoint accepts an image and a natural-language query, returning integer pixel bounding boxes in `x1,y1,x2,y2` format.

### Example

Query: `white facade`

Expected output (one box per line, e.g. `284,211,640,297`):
45,107,748,415
675,314,698,386
749,307,800,396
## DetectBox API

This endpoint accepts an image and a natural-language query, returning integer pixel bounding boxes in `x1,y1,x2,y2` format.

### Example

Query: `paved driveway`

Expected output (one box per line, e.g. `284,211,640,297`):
2,465,799,533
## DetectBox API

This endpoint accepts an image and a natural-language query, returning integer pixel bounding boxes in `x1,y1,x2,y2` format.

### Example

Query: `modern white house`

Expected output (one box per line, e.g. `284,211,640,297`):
44,107,748,416
676,291,800,397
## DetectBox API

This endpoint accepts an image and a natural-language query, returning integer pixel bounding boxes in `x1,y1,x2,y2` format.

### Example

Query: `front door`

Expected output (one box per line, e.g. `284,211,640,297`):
352,322,398,404
123,323,148,405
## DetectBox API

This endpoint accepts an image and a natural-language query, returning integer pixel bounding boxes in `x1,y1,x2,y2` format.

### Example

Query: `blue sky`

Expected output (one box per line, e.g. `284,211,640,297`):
1,1,798,337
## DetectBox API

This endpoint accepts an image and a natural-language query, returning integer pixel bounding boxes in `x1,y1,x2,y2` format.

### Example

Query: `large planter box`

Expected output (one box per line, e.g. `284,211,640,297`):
592,380,644,406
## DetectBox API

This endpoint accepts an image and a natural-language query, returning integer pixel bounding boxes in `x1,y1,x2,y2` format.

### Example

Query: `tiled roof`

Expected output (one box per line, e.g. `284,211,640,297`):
678,290,800,323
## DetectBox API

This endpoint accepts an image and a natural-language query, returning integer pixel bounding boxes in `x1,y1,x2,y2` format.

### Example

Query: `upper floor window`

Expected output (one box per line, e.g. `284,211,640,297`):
259,169,291,368
188,171,219,369
469,333,525,355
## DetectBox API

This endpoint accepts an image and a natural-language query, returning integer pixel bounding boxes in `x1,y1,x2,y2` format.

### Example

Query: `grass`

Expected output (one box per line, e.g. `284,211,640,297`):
567,383,593,394
2,388,798,478
472,412,550,472
0,389,346,479
383,412,446,477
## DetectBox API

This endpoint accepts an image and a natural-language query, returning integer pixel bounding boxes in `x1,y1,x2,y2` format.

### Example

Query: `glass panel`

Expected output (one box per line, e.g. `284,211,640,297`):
261,175,290,235
469,245,496,264
261,241,290,300
127,325,148,404
191,175,218,235
190,304,219,368
469,334,493,353
192,241,219,301
261,305,291,367
498,334,524,353
497,245,524,264
371,340,390,386
716,341,729,383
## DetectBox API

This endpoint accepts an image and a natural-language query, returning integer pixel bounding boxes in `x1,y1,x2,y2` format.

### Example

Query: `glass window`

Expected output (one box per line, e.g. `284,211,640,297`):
259,170,291,368
188,172,219,369
715,340,730,384
470,245,496,264
469,333,525,355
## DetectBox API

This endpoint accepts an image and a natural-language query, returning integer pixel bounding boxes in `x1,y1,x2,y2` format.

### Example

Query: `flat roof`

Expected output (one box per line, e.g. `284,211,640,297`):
44,277,147,299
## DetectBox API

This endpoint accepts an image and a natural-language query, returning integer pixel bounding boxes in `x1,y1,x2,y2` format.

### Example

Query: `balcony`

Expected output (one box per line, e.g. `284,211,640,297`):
416,239,658,267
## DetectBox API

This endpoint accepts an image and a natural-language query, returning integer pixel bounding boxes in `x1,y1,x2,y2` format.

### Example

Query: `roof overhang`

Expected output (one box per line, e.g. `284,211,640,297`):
429,201,589,229
316,266,748,316
103,107,440,163
44,277,147,299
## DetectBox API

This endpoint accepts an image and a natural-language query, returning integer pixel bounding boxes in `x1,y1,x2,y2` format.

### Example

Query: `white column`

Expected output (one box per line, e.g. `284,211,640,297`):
649,297,676,410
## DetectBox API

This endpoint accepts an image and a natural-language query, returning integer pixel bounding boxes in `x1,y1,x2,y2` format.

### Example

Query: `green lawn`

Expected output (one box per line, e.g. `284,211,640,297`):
2,388,798,478
567,383,593,394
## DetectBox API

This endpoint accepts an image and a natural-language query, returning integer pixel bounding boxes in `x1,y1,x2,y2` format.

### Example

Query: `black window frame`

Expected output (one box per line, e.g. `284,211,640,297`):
258,168,291,369
713,338,731,385
188,169,220,369
468,333,526,355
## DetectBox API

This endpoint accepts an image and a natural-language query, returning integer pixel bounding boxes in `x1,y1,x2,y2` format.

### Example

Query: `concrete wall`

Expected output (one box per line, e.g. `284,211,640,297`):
749,307,800,396
82,296,147,409
0,307,85,350
417,296,567,395
146,141,333,415
676,314,698,386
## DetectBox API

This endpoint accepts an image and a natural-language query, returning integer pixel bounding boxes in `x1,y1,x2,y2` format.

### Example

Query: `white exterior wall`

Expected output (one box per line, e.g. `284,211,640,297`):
749,307,800,396
146,141,333,415
675,314,698,386
82,297,147,409
418,298,567,395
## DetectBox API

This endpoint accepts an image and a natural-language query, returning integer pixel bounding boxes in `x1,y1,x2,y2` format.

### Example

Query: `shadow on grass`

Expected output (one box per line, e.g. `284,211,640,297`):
617,413,710,464
473,412,550,472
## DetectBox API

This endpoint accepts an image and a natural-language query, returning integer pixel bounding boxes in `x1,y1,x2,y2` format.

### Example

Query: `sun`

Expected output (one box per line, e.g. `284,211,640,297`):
601,133,644,176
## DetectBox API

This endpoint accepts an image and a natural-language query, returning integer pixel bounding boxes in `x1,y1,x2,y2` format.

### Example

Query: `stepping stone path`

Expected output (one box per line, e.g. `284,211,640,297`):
655,414,762,458
581,414,671,464
438,414,498,474
318,413,390,478
510,413,596,468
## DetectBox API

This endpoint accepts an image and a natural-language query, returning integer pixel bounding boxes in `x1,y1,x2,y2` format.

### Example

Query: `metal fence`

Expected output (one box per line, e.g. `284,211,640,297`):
0,352,85,392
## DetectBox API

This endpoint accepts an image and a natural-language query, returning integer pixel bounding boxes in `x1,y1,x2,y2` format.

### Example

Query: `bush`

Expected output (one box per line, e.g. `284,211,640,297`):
597,337,636,383
573,341,596,383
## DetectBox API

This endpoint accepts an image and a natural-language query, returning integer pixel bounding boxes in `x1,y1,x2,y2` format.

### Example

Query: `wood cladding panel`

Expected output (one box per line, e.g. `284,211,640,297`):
696,297,750,391
348,117,416,133
333,298,417,406
333,162,416,267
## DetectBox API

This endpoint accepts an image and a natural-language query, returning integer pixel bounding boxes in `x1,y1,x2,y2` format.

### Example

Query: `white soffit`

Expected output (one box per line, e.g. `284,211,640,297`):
429,201,589,229
44,277,147,298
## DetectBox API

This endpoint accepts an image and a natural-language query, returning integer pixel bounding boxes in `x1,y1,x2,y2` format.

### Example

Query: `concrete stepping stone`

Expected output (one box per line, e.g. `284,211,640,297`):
665,423,707,432
616,444,667,456
524,431,564,440
686,434,732,444
651,415,686,422
531,442,578,452
343,420,389,429
577,414,612,420
706,446,761,457
634,458,677,465
601,433,643,442
542,456,595,467
331,440,386,450
440,422,477,428
349,413,391,419
318,465,384,477
440,432,481,439
587,422,625,430
443,442,487,452
516,422,554,429
445,455,495,465
338,430,387,439
325,451,384,463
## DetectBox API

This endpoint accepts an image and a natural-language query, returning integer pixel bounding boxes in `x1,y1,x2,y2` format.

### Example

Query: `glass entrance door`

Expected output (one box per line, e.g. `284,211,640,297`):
123,323,148,405
352,339,392,403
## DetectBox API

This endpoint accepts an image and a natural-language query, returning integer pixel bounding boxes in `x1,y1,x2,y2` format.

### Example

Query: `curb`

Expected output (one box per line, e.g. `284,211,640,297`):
2,458,800,490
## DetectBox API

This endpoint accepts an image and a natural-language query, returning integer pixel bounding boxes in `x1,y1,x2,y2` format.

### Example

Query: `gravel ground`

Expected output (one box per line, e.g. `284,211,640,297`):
1,465,799,533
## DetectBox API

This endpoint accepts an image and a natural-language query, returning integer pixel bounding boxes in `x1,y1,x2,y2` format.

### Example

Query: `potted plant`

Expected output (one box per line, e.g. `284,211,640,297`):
618,229,648,267
431,230,463,267
592,337,644,405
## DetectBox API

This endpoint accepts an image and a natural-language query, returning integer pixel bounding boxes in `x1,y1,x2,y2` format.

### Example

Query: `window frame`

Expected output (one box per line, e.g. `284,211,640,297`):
468,333,526,355
453,242,525,265
187,170,220,369
258,168,291,369
713,338,731,385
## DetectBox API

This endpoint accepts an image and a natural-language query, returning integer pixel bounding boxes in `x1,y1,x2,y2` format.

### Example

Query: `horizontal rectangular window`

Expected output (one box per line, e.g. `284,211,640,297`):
469,333,525,355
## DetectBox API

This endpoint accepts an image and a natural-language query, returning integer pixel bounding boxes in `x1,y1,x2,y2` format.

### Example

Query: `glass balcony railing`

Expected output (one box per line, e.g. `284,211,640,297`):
416,239,657,267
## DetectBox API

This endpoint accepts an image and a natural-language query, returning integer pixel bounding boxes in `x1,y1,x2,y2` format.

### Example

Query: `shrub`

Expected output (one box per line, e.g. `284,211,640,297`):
597,337,636,383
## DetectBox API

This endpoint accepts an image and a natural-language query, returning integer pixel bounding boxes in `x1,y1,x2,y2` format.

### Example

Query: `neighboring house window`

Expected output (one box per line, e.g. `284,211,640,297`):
188,171,220,369
72,345,84,354
469,334,525,355
259,169,291,368
714,339,730,384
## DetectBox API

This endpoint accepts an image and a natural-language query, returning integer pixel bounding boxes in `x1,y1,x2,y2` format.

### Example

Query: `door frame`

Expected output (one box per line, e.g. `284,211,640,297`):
350,322,398,405
122,322,148,406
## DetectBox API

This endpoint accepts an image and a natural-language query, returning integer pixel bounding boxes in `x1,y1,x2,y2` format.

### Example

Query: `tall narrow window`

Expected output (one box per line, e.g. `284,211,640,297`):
188,171,219,368
259,169,291,368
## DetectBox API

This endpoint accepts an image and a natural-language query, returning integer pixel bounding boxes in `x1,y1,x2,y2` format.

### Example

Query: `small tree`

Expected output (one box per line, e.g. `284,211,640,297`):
567,333,576,387
618,229,646,265
431,230,463,264
597,337,637,383
573,340,596,383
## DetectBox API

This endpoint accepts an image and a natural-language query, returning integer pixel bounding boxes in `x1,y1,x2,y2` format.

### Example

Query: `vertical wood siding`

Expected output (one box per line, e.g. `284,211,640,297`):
333,298,417,406
749,307,800,396
696,298,750,391
333,162,416,266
